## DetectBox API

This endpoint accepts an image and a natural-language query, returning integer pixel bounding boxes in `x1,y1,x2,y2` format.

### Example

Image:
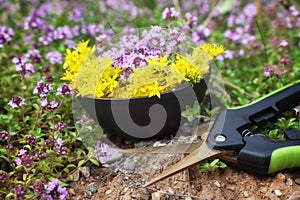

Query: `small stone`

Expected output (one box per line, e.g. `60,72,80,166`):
260,187,267,194
79,166,90,178
153,141,167,147
288,191,300,200
295,178,300,185
213,180,221,188
243,191,249,197
168,187,175,194
275,173,286,182
87,183,98,194
274,189,282,196
85,190,93,198
185,197,192,200
123,159,135,170
105,189,112,195
105,147,124,164
68,169,80,182
152,192,162,200
227,186,235,192
287,178,293,186
69,188,76,196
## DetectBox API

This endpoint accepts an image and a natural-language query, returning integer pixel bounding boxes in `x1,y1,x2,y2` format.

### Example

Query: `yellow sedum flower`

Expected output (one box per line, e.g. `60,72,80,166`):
202,43,225,59
170,55,200,84
62,40,95,87
133,83,166,98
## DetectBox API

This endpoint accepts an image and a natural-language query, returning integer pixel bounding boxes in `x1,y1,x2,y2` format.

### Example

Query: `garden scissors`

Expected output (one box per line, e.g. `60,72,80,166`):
143,80,300,186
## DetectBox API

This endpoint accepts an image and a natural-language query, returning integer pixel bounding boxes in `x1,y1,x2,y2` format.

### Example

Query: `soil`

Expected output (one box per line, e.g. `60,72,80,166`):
69,165,300,200
68,122,300,200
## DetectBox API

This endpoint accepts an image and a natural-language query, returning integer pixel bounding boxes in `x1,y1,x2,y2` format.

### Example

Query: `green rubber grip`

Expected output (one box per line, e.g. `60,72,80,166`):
268,146,300,173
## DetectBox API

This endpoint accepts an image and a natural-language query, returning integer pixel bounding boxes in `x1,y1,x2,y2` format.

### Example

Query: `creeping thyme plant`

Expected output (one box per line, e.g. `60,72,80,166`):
1,0,300,199
62,29,225,99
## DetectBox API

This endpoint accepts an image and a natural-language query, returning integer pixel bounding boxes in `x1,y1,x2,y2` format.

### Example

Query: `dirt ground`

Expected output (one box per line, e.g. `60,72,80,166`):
68,124,300,200
69,164,300,200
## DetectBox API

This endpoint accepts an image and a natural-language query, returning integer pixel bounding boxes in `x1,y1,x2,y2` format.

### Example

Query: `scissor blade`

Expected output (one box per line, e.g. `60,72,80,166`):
143,142,233,187
119,142,202,154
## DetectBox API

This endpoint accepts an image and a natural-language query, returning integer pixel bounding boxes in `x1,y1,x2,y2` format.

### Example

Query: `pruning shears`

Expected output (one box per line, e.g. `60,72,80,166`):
143,81,300,186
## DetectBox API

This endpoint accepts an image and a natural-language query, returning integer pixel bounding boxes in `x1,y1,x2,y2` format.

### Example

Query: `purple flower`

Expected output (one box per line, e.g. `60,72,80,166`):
68,7,85,22
55,122,67,131
6,144,14,150
26,135,36,145
54,138,66,155
35,151,48,160
42,66,51,73
18,149,27,156
18,154,35,168
279,39,289,47
13,56,35,78
43,178,68,200
64,39,76,48
56,83,74,95
46,51,62,65
280,56,292,66
40,99,59,111
263,65,284,77
23,15,46,31
0,130,9,140
243,3,257,18
8,96,24,108
162,7,179,19
185,12,198,28
33,80,52,97
26,49,42,63
94,141,112,164
14,185,26,200
45,75,54,83
33,181,45,193
0,25,14,48
191,25,211,44
0,171,9,181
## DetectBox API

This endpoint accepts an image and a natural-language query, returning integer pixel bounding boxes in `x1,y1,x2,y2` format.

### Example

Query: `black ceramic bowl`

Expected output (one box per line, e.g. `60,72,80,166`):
78,72,210,140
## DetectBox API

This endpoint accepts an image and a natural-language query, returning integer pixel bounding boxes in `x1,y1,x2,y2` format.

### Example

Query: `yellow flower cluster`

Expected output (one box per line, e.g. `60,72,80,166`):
202,43,225,59
113,62,185,98
62,40,225,99
61,40,95,87
75,56,122,98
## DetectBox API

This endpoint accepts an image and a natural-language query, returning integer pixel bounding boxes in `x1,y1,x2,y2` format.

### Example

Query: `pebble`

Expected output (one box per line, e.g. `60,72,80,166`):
105,147,124,164
105,189,113,195
152,192,162,200
153,141,167,147
295,178,300,185
79,166,90,178
85,190,93,198
286,178,293,186
213,180,221,188
69,169,80,182
288,191,300,200
168,187,175,194
260,187,268,194
227,186,236,192
123,159,135,170
275,173,286,182
243,191,249,197
274,189,282,197
69,188,76,196
185,197,192,200
87,183,98,193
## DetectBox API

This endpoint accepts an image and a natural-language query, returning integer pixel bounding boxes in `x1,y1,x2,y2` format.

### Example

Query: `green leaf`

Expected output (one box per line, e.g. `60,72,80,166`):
90,158,100,166
77,159,85,167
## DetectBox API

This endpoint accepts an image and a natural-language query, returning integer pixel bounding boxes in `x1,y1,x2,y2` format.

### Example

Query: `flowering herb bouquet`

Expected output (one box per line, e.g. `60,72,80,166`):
62,26,225,99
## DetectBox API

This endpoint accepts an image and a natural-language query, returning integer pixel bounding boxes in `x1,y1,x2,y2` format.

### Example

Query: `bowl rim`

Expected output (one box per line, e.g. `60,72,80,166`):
79,70,210,101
